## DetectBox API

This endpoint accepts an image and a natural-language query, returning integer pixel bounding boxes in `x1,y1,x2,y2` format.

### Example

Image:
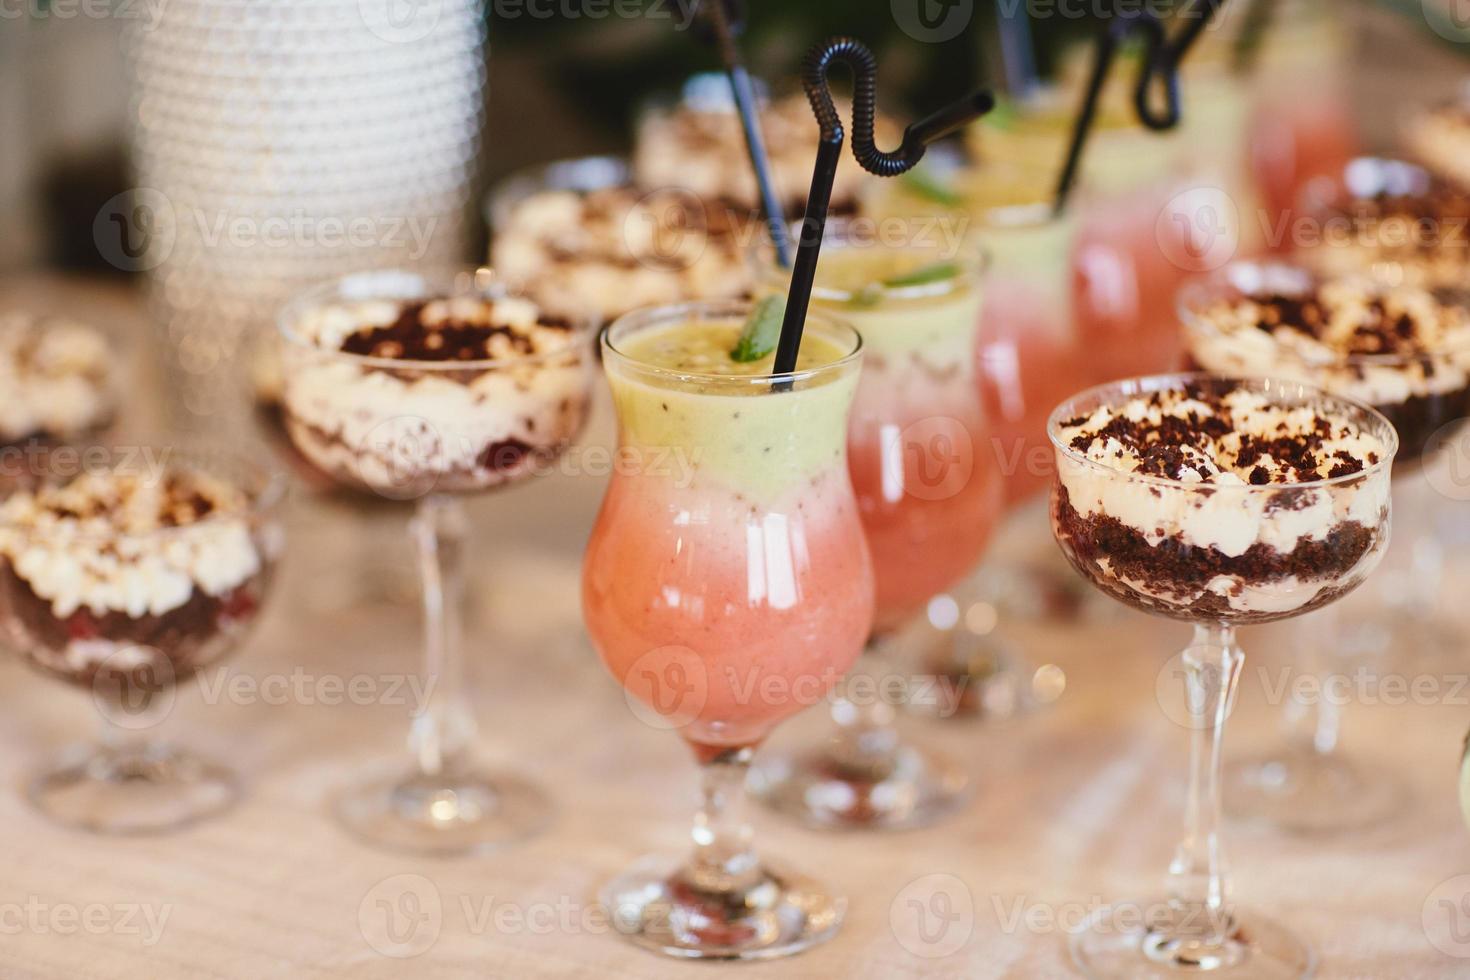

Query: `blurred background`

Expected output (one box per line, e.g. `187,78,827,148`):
3,0,1468,277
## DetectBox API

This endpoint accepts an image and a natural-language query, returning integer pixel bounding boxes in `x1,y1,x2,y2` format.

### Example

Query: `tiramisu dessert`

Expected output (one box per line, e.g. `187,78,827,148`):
0,460,280,691
0,312,117,447
277,276,592,498
1050,378,1395,623
489,185,755,325
1181,263,1470,462
634,88,885,216
1300,157,1470,293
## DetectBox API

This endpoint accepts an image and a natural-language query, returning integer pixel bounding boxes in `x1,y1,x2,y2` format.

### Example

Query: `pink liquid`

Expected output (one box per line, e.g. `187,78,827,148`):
1072,187,1191,383
582,466,873,758
1251,91,1356,251
847,369,1001,632
977,284,1091,507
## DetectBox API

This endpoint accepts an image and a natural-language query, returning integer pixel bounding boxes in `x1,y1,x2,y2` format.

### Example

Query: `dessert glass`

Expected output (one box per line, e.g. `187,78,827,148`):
1181,260,1470,832
1049,374,1395,979
0,311,119,454
277,267,593,855
747,226,1003,829
0,446,284,834
582,300,870,958
486,158,755,327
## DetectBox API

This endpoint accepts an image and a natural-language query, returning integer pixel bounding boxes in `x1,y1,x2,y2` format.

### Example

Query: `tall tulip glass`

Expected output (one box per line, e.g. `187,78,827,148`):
582,300,872,958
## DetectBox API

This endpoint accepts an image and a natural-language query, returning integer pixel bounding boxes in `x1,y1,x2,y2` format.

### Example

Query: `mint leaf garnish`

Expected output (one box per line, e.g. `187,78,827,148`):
882,262,960,289
986,96,1018,132
730,295,785,363
901,168,964,207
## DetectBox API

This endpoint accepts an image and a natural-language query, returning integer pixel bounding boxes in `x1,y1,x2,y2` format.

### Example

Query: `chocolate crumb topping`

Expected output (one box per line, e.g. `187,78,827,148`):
340,299,569,363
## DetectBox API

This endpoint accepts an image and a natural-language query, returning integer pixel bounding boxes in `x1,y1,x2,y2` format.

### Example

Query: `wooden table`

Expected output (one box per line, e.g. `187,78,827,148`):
0,275,1467,979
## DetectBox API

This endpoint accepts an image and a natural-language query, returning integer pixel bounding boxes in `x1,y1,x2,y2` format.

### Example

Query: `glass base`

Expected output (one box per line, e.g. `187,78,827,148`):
334,767,551,855
1224,751,1404,834
909,630,1065,722
748,742,970,831
601,855,843,960
29,743,239,835
1070,900,1315,978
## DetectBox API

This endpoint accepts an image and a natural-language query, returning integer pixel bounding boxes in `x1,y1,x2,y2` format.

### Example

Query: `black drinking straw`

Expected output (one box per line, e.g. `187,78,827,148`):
772,37,996,379
691,0,793,268
1054,0,1230,214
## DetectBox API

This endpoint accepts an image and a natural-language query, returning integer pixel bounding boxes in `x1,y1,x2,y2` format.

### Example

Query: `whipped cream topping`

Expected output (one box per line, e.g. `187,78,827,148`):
1305,166,1470,290
633,93,884,214
0,468,264,619
1186,270,1470,406
0,313,116,444
491,186,754,322
281,293,589,495
1055,382,1391,560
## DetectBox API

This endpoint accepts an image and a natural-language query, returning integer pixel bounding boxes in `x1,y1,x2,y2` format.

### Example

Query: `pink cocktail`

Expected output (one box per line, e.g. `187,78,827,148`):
750,232,1003,829
582,299,870,959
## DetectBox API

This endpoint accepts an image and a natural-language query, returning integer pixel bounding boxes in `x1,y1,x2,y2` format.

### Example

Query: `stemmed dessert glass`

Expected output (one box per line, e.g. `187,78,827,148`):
746,226,1003,830
0,445,284,834
1180,260,1470,832
1049,374,1396,978
277,267,593,854
582,299,871,959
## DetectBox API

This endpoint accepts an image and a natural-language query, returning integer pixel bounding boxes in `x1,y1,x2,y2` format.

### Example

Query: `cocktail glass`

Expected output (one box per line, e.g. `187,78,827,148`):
582,299,871,958
1181,260,1470,832
1049,374,1395,978
747,226,1003,828
0,445,284,834
277,267,594,854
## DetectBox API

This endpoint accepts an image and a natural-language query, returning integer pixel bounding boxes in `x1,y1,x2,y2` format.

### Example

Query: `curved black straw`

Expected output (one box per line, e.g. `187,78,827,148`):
689,0,792,268
772,36,995,379
1054,0,1229,213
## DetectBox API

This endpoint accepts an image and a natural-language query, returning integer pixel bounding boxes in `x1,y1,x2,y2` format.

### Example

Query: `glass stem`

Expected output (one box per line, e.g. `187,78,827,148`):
408,494,476,778
1167,624,1243,939
828,646,899,775
1283,612,1342,757
687,746,761,894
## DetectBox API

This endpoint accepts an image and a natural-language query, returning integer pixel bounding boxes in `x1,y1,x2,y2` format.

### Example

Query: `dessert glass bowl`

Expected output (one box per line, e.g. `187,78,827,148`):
1047,374,1396,980
1180,259,1470,831
0,446,284,835
276,266,594,855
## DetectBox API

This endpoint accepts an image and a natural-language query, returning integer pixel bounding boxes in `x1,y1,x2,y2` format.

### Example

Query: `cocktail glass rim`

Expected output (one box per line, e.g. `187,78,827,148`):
1046,371,1399,491
602,297,863,390
277,265,596,371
